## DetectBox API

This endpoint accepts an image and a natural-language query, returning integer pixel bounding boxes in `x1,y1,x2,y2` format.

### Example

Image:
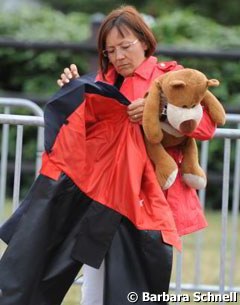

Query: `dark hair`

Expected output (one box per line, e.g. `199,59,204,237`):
97,5,157,79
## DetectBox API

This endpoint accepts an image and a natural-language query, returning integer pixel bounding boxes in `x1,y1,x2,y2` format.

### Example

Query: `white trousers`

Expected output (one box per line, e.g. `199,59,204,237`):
81,261,105,305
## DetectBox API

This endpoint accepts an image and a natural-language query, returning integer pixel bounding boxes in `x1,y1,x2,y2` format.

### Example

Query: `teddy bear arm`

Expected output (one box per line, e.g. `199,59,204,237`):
201,90,226,125
145,140,178,189
181,138,200,167
143,82,164,143
181,138,206,189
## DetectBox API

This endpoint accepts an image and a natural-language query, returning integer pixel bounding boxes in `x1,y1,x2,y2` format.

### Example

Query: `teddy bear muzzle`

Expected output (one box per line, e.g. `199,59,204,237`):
179,119,197,133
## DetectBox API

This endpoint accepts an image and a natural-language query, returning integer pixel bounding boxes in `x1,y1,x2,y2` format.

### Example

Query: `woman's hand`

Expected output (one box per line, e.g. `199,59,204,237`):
57,64,80,87
127,98,145,123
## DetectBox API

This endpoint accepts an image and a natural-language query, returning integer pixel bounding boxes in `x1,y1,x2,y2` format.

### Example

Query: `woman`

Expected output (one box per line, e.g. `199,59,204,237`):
0,5,215,305
58,5,215,305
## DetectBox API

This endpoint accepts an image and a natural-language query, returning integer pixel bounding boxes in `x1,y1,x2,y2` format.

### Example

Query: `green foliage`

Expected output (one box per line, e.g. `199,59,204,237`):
40,0,240,26
152,9,240,49
152,9,240,111
1,5,240,208
0,6,90,42
40,0,148,14
0,6,90,97
173,0,240,26
0,5,91,198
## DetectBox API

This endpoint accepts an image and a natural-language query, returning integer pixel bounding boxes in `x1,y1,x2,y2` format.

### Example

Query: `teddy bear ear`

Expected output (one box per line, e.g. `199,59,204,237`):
207,79,220,87
169,80,186,88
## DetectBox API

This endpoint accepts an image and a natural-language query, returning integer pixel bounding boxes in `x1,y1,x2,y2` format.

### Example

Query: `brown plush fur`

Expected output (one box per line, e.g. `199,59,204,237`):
143,68,226,190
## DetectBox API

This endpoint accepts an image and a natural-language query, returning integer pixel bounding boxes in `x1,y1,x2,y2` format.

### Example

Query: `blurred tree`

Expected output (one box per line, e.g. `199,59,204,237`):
1,4,240,207
153,9,240,49
0,6,90,97
40,0,147,14
40,0,240,25
174,0,240,25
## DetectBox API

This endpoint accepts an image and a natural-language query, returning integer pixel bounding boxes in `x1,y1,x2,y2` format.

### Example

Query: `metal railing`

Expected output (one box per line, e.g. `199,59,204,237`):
0,98,44,219
170,114,240,305
0,111,240,305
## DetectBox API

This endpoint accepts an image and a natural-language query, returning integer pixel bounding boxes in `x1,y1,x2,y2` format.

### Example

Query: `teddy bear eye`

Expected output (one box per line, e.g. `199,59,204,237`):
191,104,196,108
182,105,188,109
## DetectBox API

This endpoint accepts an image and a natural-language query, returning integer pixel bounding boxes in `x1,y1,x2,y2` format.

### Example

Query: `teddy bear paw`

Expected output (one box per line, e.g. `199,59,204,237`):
182,174,207,189
162,169,178,190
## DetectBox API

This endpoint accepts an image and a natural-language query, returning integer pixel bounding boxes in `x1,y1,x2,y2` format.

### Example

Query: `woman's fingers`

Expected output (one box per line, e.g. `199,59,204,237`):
127,105,145,117
127,98,145,122
129,113,143,123
57,79,64,87
64,67,73,79
70,64,80,77
57,64,80,87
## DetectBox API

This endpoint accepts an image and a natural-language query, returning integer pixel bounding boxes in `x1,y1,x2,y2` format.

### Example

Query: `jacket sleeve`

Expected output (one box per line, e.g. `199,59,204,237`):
184,108,216,140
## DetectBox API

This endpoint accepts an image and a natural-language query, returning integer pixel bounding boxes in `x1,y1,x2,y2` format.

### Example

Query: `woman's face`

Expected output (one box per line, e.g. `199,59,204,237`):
105,26,147,77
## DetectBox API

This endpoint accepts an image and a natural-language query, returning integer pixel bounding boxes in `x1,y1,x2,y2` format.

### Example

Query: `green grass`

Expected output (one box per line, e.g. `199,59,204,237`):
169,209,240,304
1,206,239,305
175,210,240,285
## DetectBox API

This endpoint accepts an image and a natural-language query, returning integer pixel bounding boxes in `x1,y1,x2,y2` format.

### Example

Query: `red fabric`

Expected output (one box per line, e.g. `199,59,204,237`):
41,94,181,250
185,108,216,140
40,56,215,249
98,56,183,101
165,107,216,236
98,56,214,236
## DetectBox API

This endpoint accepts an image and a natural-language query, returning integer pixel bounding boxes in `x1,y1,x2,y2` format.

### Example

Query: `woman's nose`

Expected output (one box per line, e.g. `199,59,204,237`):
115,48,125,60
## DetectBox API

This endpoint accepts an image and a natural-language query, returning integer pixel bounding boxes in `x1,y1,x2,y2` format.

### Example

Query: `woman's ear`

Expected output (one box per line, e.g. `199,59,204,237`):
141,41,148,52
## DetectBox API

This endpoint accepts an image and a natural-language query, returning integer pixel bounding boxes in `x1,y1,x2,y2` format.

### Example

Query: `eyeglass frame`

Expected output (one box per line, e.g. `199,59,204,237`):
102,39,139,58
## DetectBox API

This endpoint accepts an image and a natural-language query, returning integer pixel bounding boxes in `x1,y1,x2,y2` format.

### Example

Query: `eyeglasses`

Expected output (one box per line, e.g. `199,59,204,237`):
102,39,139,58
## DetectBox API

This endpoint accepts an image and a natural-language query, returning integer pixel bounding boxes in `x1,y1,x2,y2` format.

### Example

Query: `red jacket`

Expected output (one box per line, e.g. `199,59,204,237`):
98,56,215,236
40,56,215,250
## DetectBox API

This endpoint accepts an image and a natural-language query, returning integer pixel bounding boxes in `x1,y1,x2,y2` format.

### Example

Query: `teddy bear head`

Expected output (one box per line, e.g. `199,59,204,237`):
157,69,220,133
143,68,225,144
159,68,219,108
142,68,226,191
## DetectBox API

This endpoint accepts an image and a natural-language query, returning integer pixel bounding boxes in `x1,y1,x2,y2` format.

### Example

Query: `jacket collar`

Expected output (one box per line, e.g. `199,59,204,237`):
101,56,158,83
133,56,158,79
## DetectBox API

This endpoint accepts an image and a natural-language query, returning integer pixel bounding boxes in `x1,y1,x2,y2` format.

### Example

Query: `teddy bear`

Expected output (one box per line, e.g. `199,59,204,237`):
142,68,226,190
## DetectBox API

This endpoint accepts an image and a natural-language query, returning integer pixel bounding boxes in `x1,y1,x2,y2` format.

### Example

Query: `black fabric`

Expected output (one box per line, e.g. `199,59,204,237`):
0,175,122,269
114,74,124,89
0,173,122,305
0,174,173,305
44,75,130,153
0,74,174,304
104,218,173,305
72,203,122,268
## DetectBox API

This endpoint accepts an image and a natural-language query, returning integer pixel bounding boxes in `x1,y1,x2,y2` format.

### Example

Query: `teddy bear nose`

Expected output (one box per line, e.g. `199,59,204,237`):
180,119,197,133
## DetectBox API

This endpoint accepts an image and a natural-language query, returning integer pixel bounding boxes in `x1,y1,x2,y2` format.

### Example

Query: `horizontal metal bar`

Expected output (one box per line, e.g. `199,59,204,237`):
214,128,240,139
0,98,43,117
1,114,240,139
0,114,44,126
226,113,240,123
170,283,240,293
